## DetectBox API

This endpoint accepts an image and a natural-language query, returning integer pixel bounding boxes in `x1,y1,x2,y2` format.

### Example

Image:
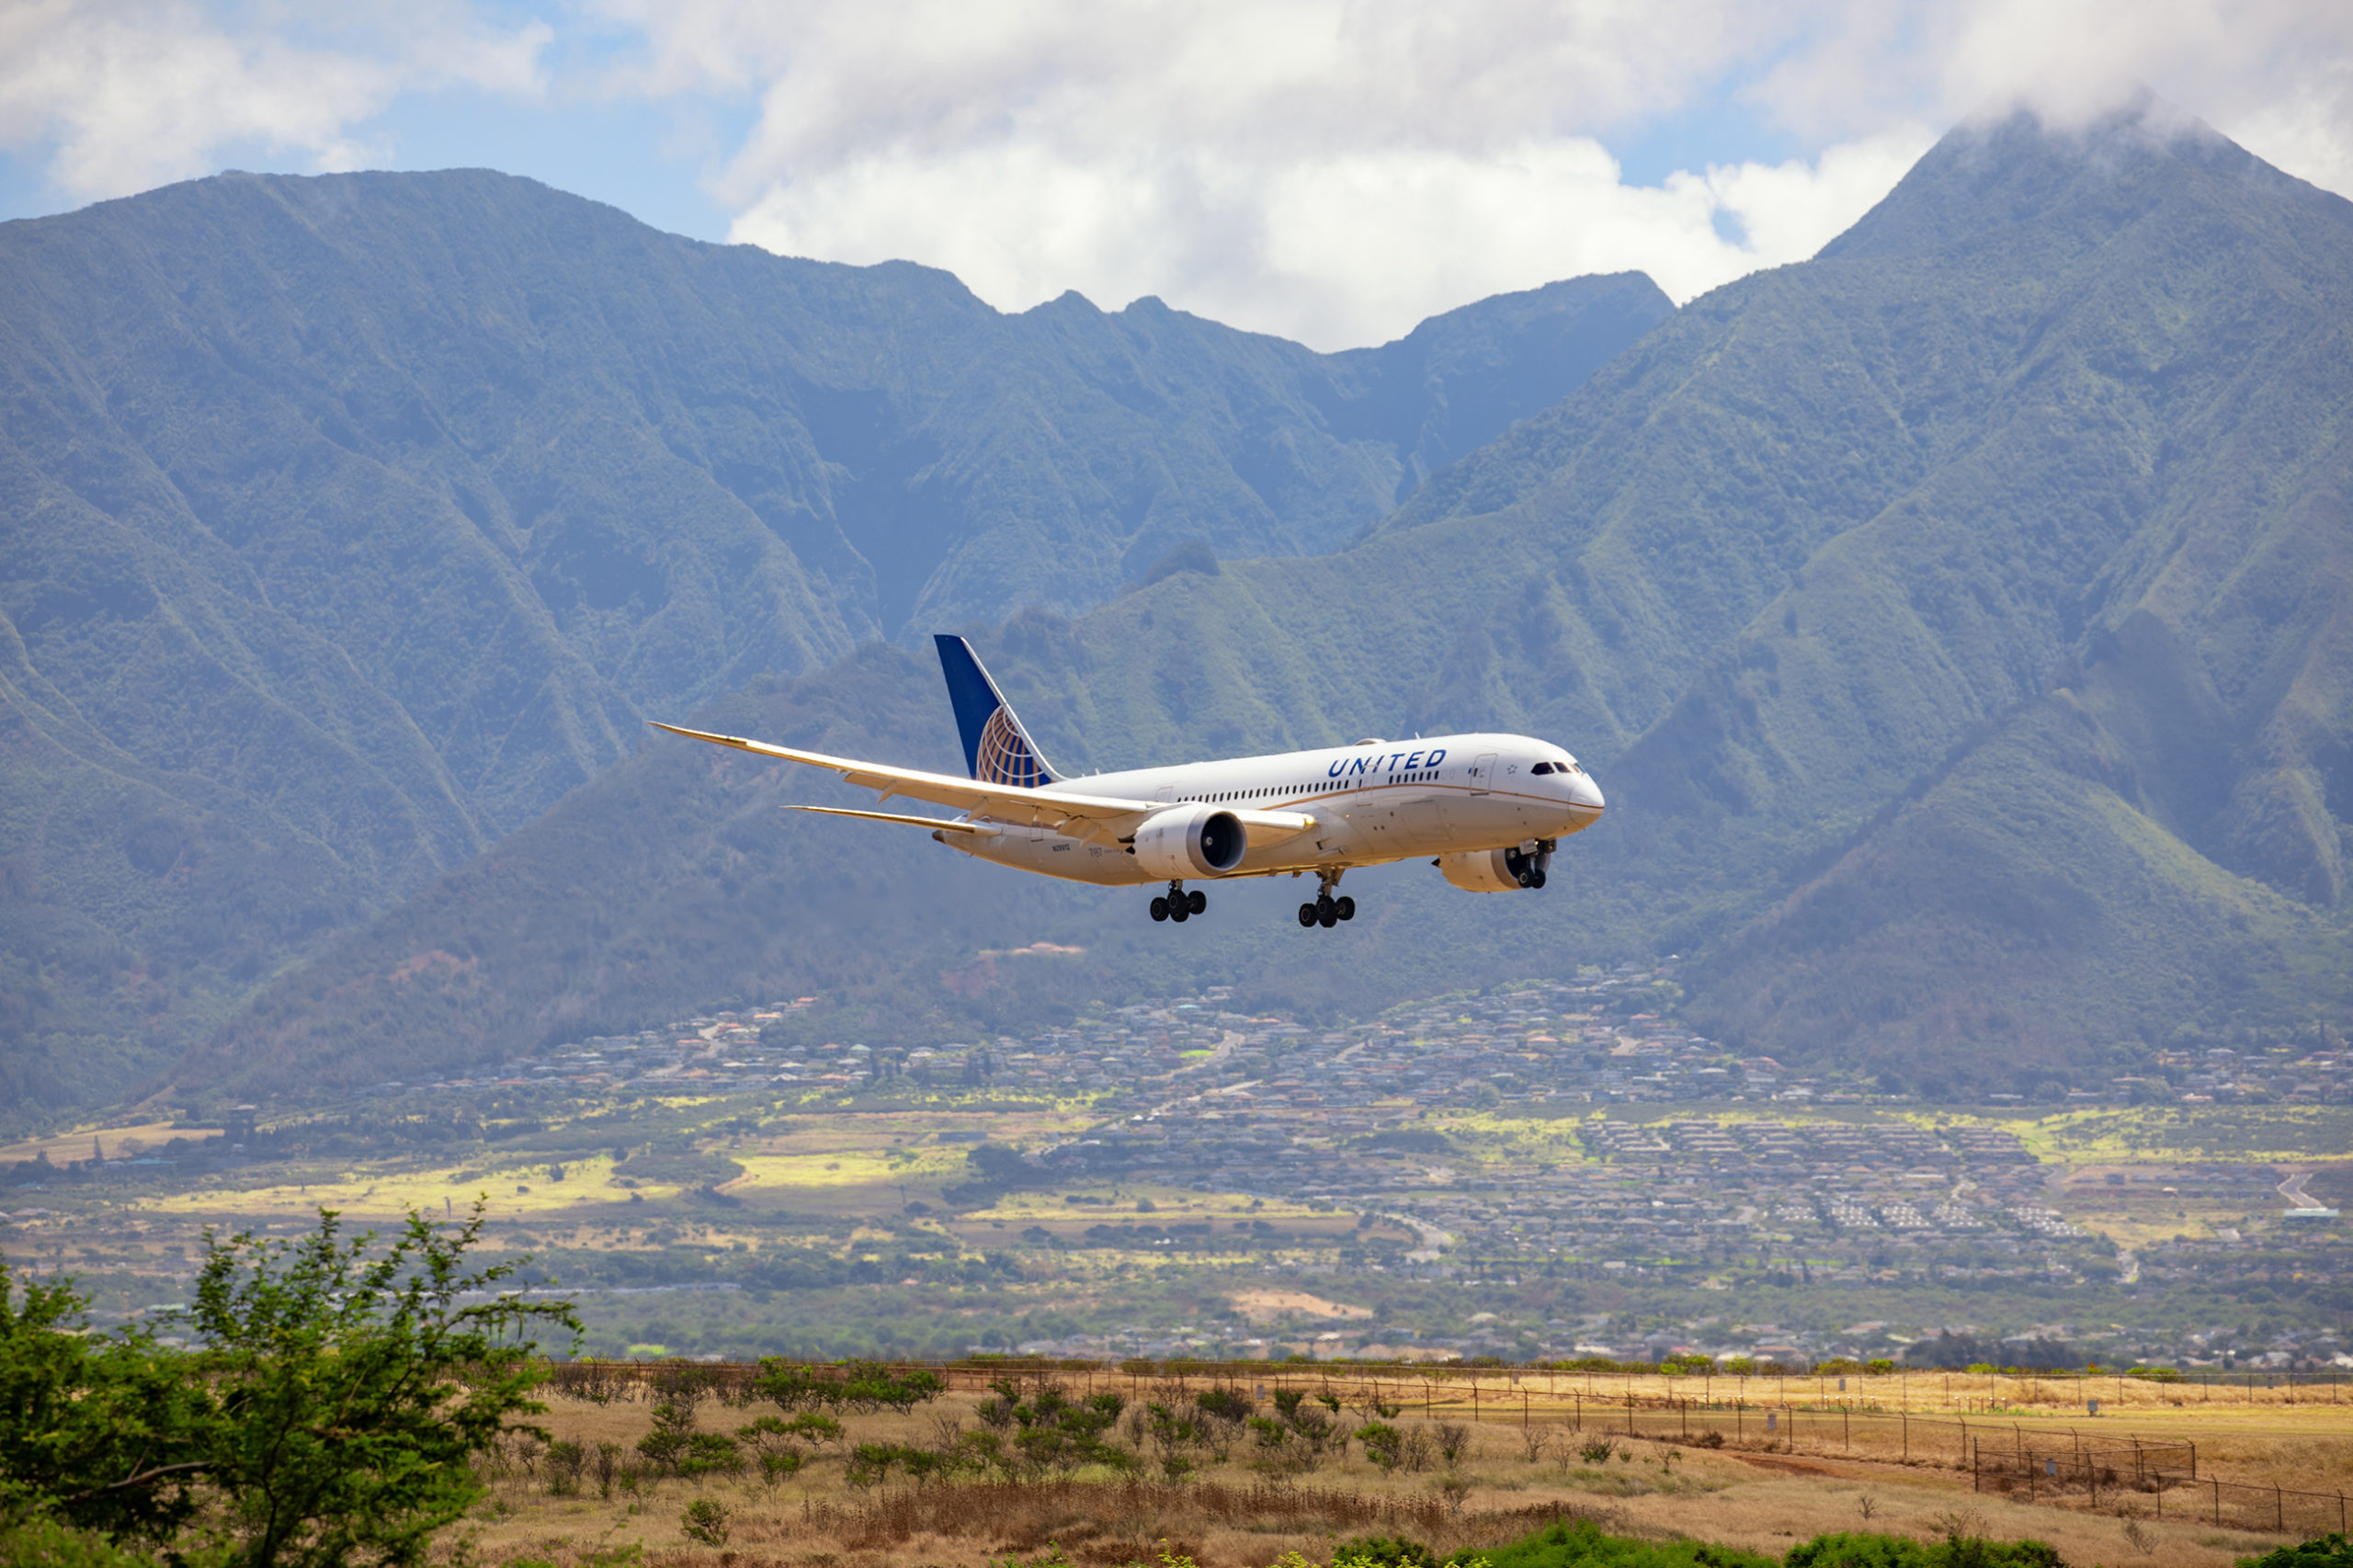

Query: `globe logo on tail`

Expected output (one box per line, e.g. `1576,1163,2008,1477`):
976,707,1050,788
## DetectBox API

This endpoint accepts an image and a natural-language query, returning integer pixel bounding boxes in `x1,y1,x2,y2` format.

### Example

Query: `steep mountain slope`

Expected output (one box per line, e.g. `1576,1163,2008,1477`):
199,103,2353,1102
0,168,1668,1113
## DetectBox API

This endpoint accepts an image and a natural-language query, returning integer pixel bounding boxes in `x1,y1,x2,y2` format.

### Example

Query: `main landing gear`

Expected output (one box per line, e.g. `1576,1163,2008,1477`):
1150,881,1207,923
1297,870,1355,930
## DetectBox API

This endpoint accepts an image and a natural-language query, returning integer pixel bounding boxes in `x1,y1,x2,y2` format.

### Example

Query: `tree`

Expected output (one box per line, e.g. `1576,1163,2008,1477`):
0,1270,210,1544
5,1204,574,1567
750,1358,944,1415
188,1204,575,1568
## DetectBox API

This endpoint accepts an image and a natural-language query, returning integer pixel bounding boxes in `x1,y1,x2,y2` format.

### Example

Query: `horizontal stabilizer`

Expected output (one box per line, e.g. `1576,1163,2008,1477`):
789,804,1000,836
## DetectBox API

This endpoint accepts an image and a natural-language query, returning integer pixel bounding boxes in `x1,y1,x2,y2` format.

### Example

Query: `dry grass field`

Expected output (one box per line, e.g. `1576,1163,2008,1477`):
444,1370,2350,1568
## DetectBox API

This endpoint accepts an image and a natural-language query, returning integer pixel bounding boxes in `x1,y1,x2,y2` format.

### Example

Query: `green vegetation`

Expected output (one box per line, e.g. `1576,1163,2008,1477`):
1781,1533,2062,1567
2240,1540,2353,1568
1475,1520,1781,1566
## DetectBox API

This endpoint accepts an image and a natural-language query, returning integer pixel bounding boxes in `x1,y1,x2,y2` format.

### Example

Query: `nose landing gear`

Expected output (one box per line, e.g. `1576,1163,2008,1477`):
1151,882,1207,923
1295,871,1356,929
1506,840,1557,889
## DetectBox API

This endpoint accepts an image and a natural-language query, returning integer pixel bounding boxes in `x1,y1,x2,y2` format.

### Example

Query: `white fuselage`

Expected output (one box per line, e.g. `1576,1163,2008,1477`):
940,733,1604,885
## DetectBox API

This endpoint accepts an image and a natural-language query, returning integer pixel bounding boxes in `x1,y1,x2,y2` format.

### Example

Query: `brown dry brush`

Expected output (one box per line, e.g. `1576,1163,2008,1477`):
796,1477,1609,1562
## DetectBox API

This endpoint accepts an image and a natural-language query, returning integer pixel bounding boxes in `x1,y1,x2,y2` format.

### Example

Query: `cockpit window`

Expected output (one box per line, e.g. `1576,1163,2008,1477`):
1530,761,1556,775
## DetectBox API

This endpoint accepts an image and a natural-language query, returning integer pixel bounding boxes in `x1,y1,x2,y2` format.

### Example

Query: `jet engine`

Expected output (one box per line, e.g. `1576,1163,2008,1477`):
1131,803,1248,878
1435,844,1550,892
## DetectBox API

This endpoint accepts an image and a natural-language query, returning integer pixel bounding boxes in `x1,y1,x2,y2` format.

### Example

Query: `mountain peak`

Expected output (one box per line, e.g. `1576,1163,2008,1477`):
1821,92,2345,264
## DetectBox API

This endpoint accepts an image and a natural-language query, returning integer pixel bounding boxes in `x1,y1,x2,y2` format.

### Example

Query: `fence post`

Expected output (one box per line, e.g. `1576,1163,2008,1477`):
1902,1411,1908,1462
2213,1478,2221,1525
2278,1485,2284,1533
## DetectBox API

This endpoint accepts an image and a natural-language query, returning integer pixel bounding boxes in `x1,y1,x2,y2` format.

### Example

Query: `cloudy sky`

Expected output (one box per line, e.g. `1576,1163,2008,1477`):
4,1,2349,349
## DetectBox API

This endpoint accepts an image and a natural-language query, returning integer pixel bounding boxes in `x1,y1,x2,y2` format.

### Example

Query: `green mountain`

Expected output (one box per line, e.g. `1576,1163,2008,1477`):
0,168,1668,1114
188,101,2353,1104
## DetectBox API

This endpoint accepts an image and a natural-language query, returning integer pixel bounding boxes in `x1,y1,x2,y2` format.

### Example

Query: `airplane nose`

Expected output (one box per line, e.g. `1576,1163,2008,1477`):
1572,772,1605,812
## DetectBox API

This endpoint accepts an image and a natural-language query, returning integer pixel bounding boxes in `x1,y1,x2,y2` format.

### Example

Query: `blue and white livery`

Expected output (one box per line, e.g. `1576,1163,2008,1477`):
654,635,1604,929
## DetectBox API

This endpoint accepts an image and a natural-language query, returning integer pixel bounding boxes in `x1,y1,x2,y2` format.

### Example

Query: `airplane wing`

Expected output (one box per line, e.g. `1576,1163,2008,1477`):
652,721,1149,828
654,721,1320,848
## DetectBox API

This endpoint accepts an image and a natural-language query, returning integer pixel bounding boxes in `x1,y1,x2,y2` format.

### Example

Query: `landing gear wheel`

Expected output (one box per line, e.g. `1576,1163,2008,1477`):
1528,869,1547,890
1336,895,1356,921
1170,899,1188,923
1517,869,1534,888
1188,889,1207,915
1298,902,1318,927
1316,895,1338,929
1150,895,1169,922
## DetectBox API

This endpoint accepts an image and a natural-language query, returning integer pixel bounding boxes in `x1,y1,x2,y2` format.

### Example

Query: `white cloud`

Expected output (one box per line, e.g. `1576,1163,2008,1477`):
619,0,2353,347
727,128,1939,349
3,0,2348,347
0,0,549,202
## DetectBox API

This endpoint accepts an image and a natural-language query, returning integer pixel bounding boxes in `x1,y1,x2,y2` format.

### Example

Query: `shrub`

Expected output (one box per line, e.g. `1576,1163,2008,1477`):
679,1498,731,1547
1332,1536,1445,1568
2238,1538,2353,1568
1434,1423,1471,1465
1477,1517,1778,1568
751,1358,945,1414
589,1441,620,1499
680,1432,745,1478
635,1401,697,1471
543,1438,587,1495
1784,1532,2066,1566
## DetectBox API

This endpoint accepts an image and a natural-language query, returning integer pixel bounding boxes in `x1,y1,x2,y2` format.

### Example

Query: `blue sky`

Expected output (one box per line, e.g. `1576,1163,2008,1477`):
4,2,2347,349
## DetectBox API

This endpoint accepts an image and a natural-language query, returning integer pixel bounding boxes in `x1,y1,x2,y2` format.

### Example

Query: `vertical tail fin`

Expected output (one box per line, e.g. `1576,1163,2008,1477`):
934,634,1060,787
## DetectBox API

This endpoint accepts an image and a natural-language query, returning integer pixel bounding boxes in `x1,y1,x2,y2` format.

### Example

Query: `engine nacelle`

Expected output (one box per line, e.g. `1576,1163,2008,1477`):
1131,803,1248,879
1436,845,1550,892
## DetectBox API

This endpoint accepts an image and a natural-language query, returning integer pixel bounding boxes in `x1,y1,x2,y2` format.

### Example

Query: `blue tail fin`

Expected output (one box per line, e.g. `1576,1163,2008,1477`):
934,635,1059,788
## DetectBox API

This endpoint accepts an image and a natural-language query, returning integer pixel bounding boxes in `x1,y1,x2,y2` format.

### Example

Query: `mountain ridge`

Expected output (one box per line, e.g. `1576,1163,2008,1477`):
179,102,2353,1104
0,169,1668,1115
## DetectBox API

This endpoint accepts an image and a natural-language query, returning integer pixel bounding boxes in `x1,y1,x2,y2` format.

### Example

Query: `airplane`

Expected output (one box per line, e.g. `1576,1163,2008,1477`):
653,635,1604,929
